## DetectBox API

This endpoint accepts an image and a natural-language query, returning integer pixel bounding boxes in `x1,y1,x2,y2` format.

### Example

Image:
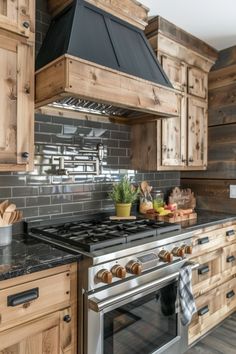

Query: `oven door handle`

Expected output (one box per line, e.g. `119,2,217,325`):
88,261,199,313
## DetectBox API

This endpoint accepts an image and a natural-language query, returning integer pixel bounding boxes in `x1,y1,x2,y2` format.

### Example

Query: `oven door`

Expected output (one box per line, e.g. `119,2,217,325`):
85,273,188,354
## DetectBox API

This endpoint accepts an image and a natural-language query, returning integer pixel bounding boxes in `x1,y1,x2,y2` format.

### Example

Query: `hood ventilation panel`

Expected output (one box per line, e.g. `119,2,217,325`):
35,0,179,122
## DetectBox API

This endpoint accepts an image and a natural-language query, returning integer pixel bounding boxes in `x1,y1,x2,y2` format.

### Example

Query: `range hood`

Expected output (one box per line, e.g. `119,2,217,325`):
35,0,179,121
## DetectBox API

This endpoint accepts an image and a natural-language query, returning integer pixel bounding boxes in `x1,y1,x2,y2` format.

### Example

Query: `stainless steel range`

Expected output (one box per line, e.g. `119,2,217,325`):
27,214,197,354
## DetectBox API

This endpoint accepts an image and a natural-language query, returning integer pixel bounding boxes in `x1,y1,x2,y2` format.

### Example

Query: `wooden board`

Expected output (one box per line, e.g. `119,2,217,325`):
181,179,236,213
208,82,236,108
85,0,149,30
212,45,236,71
109,216,137,220
47,0,149,29
168,187,196,209
35,55,179,121
145,16,218,62
157,212,197,223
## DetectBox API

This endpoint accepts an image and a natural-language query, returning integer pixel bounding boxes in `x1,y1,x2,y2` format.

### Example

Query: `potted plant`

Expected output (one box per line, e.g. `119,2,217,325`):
109,176,139,217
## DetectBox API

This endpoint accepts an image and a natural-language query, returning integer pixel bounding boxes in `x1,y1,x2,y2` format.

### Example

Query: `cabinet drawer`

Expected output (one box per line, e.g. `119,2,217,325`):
222,243,236,274
192,249,222,297
0,271,70,331
192,225,236,256
189,277,236,344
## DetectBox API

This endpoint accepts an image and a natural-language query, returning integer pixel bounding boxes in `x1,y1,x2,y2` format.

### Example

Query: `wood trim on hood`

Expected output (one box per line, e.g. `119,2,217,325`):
35,54,180,122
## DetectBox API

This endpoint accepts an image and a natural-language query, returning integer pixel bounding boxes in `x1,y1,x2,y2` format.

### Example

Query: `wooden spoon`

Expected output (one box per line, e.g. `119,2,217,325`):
140,181,148,196
5,203,16,213
3,212,12,226
9,211,17,225
0,200,9,216
0,215,4,226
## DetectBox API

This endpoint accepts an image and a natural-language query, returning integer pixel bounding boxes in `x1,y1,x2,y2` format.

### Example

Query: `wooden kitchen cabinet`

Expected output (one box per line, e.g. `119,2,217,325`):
188,221,236,345
0,263,77,354
0,308,72,354
131,16,218,171
0,0,34,38
0,29,34,171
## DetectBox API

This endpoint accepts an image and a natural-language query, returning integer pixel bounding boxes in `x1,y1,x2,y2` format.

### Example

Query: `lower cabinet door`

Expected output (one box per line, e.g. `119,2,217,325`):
0,308,73,354
222,243,236,276
189,277,236,345
191,248,222,297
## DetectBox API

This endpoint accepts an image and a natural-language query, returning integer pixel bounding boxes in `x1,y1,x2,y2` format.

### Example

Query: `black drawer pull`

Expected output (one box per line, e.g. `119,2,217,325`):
227,256,236,263
63,315,72,323
198,265,210,275
226,290,235,299
226,230,235,237
198,305,209,316
7,288,39,307
198,237,209,245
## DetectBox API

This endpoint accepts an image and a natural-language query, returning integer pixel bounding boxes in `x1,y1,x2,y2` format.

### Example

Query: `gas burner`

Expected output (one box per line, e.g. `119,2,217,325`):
30,217,181,252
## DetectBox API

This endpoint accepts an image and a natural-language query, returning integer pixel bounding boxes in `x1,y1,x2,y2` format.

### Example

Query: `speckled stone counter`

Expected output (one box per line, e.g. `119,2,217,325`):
181,210,236,231
0,234,81,281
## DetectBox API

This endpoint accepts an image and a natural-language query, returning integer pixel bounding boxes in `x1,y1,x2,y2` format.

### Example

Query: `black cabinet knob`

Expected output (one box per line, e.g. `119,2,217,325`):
22,21,30,29
22,152,29,159
63,315,71,323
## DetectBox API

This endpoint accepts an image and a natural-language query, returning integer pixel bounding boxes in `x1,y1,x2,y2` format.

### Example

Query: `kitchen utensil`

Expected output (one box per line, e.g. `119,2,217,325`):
0,200,9,215
9,211,17,225
3,212,12,226
5,203,16,213
0,215,4,226
140,181,148,196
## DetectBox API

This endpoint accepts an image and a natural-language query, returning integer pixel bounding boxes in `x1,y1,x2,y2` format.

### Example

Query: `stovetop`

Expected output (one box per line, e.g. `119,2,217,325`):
29,217,181,252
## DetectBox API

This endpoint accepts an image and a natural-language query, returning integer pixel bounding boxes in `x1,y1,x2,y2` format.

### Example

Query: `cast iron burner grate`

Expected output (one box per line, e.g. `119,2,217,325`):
30,218,180,252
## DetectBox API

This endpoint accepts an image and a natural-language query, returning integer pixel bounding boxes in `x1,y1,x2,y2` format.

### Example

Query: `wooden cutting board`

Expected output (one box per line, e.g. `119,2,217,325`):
109,216,137,220
157,212,197,223
168,187,196,209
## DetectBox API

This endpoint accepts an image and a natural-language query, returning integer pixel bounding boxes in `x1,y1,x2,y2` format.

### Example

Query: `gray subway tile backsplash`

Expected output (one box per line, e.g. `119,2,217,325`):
0,0,180,221
0,108,180,220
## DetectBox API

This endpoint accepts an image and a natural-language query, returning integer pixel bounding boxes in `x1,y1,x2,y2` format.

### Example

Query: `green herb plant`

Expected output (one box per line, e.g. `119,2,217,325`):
109,176,140,204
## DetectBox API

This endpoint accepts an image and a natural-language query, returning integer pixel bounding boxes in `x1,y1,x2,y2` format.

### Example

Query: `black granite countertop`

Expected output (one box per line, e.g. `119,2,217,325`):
0,234,81,281
180,210,236,231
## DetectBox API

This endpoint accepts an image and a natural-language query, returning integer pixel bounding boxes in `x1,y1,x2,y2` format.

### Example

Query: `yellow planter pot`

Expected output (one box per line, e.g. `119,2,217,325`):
115,203,132,217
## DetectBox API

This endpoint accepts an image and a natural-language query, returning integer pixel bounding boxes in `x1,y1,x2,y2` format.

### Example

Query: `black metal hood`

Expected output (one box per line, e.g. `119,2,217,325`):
36,0,171,88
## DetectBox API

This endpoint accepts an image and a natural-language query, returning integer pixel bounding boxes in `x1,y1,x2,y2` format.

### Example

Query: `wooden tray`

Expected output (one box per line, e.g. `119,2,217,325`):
157,212,197,223
109,216,137,221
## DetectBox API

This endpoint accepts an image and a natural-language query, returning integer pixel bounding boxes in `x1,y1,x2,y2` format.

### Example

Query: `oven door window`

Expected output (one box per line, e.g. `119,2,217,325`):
104,282,178,354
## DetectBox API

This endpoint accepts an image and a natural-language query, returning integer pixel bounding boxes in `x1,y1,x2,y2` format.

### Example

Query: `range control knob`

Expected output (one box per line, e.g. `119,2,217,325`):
111,265,126,279
158,250,173,263
126,261,142,275
96,269,112,284
172,247,185,258
181,244,193,254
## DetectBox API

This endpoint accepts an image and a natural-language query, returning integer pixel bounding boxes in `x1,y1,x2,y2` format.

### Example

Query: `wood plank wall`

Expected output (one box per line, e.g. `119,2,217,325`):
181,46,236,213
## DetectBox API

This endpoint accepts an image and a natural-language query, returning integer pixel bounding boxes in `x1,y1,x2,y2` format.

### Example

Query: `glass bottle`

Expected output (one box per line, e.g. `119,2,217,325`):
152,190,164,212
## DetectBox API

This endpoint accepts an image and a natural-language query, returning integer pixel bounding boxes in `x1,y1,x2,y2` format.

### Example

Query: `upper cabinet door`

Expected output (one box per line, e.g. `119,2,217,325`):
161,54,187,92
188,98,207,168
188,67,208,99
161,95,187,166
0,0,34,37
0,32,34,171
